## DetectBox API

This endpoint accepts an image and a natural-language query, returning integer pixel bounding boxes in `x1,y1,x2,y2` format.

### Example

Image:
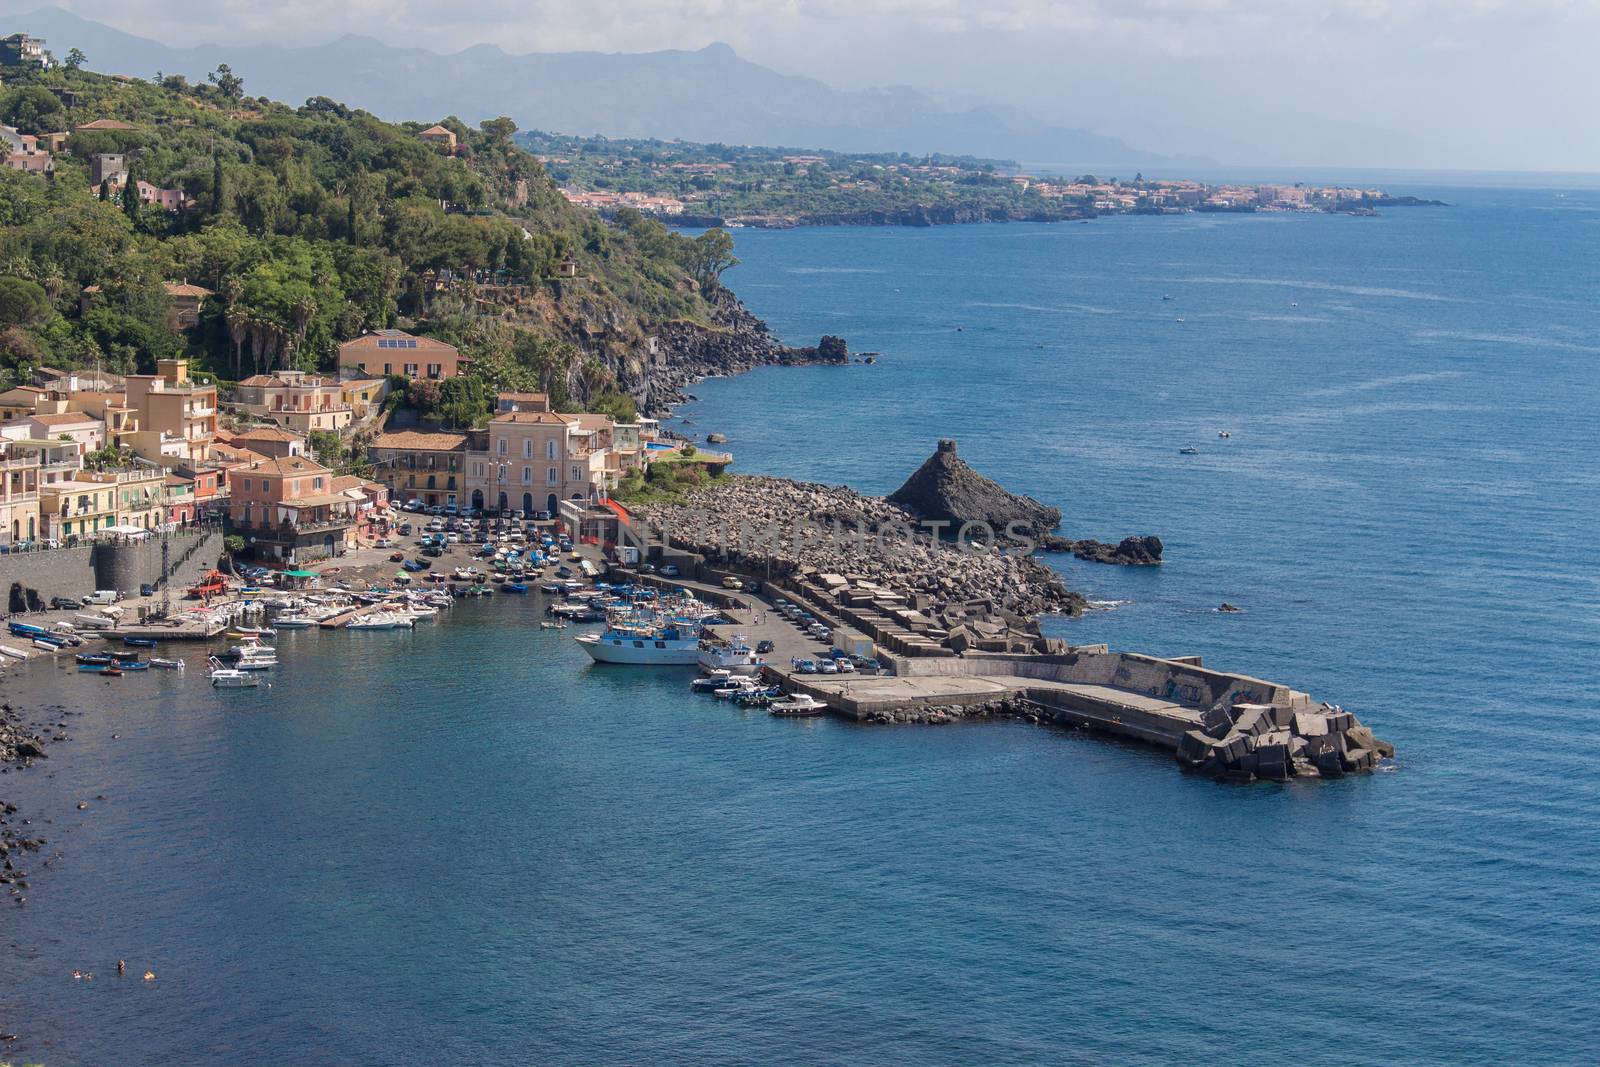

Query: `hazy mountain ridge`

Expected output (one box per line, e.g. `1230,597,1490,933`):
10,6,1178,168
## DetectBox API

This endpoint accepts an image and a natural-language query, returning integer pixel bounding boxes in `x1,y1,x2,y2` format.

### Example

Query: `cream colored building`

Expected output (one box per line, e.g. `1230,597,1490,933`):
465,409,618,516
0,439,40,544
125,359,217,466
233,371,353,433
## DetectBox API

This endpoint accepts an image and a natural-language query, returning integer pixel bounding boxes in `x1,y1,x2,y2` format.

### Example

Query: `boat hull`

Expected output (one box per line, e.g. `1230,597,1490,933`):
575,635,702,665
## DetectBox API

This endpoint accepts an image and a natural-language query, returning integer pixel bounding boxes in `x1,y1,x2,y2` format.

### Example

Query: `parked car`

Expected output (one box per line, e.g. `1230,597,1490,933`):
660,564,680,577
398,523,413,536
374,538,395,548
755,639,775,654
444,504,459,517
50,595,83,610
721,576,744,591
818,660,840,674
390,552,406,563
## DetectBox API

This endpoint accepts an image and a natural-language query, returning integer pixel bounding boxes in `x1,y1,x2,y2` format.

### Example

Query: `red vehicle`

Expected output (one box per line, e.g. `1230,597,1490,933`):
186,570,228,599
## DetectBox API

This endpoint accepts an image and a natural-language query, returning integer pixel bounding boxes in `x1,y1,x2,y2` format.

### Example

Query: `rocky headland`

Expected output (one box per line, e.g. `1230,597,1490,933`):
640,288,850,415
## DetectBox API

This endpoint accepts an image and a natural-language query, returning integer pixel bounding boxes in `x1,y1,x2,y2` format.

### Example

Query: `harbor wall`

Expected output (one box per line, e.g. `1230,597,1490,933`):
1,529,221,612
884,649,1296,709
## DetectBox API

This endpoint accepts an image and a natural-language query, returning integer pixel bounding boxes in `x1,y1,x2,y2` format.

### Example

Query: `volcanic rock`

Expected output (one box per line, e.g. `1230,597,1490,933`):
887,439,1061,537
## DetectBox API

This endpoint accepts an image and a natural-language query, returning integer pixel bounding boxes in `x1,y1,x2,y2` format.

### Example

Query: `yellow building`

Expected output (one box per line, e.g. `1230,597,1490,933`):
41,479,117,541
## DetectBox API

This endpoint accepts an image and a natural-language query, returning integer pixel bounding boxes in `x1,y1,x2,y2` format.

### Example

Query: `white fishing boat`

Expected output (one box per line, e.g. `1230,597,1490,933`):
699,635,764,676
574,617,703,665
272,615,318,629
149,657,185,670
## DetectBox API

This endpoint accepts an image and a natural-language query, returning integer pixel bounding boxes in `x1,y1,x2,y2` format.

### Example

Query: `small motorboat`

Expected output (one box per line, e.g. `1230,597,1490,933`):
1217,430,1232,439
209,661,259,688
505,582,529,593
539,620,567,630
770,694,829,718
149,657,185,670
119,660,150,671
228,627,276,639
272,616,317,628
1179,447,1200,455
108,650,143,663
690,670,734,692
33,638,61,652
76,653,114,665
123,636,158,648
82,664,124,676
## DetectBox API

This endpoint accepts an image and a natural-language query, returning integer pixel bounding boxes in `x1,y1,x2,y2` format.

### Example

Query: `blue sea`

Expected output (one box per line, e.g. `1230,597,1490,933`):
4,186,1599,1064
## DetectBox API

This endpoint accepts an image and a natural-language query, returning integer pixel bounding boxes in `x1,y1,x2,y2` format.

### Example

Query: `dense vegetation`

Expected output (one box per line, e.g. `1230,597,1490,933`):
522,131,1092,224
0,63,742,423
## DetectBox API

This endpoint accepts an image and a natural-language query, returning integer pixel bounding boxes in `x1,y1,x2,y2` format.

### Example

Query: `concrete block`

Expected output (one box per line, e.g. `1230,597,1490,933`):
1293,712,1330,737
1341,746,1376,772
1211,733,1249,765
1178,730,1212,763
1326,710,1355,732
1201,705,1234,739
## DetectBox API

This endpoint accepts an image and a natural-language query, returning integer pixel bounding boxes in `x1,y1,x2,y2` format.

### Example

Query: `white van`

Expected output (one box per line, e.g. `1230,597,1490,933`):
84,590,121,606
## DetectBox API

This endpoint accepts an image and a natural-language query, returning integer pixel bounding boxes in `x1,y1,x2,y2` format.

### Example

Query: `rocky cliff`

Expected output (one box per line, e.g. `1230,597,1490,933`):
887,440,1062,538
640,289,849,415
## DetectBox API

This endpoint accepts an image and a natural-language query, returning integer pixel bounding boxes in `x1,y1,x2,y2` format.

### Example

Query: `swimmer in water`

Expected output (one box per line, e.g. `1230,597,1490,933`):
143,971,156,981
117,960,126,976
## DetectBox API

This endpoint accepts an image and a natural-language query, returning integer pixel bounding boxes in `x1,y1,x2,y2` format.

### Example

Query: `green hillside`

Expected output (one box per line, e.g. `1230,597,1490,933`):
0,63,737,413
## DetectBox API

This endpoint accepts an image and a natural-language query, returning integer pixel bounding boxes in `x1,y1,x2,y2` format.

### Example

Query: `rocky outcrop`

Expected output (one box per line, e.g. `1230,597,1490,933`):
642,289,848,415
1041,535,1163,565
887,439,1061,538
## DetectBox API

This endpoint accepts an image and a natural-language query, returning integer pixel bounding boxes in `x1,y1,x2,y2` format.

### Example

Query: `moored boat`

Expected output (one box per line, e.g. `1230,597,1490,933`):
770,693,829,718
123,636,158,648
149,657,185,670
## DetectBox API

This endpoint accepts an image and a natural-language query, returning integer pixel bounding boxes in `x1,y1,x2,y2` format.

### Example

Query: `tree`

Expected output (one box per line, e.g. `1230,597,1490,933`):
0,277,52,326
685,227,738,293
122,162,142,224
0,86,66,135
64,47,87,70
209,64,244,100
211,153,227,218
480,116,518,143
99,179,111,202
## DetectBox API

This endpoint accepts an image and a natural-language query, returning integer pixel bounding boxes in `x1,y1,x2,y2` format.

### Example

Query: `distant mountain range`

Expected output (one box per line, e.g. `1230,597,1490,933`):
7,6,1185,169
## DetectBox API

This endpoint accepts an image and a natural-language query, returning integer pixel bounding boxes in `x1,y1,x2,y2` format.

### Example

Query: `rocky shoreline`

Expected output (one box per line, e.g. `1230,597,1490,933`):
641,287,850,415
1,700,62,909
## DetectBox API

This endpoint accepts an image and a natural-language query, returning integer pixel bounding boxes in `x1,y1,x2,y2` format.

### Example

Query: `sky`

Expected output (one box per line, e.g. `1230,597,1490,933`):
12,0,1600,171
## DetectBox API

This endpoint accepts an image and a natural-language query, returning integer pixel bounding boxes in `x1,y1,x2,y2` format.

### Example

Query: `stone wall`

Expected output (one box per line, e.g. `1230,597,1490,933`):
1,529,221,612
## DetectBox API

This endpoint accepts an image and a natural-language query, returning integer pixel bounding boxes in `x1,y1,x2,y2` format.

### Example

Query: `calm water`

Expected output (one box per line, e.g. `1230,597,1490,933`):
5,188,1600,1064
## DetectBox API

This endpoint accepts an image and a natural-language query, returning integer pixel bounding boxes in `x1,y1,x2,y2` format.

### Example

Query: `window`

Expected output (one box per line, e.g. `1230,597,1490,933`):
571,465,581,481
546,439,557,460
497,439,507,456
547,467,558,486
242,478,251,491
521,466,531,485
522,439,531,459
312,477,323,490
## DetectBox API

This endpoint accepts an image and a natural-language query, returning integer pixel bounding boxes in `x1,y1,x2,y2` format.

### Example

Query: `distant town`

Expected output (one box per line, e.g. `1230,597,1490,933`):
524,131,1441,229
